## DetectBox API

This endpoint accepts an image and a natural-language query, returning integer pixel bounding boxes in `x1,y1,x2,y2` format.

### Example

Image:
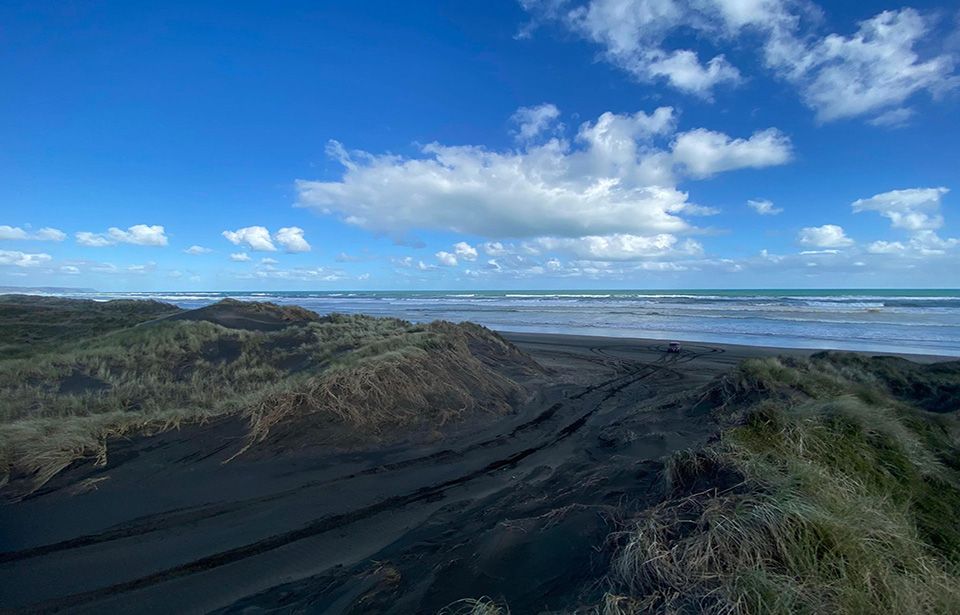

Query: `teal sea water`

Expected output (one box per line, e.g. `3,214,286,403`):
53,289,960,356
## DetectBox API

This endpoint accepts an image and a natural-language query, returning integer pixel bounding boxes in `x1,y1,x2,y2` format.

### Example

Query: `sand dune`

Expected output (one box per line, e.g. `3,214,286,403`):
1,299,958,613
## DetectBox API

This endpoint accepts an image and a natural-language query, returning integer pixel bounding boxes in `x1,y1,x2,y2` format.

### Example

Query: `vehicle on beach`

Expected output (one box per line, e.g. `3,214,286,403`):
668,342,682,353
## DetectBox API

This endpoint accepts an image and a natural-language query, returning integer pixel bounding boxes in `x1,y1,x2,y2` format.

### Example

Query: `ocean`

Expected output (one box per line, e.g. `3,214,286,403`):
49,289,960,357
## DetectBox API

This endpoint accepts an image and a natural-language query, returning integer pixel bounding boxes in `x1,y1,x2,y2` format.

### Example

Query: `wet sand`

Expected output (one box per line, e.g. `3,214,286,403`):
0,332,948,613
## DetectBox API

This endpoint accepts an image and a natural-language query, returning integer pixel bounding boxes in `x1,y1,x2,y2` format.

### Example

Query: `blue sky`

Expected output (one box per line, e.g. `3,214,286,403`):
1,0,958,290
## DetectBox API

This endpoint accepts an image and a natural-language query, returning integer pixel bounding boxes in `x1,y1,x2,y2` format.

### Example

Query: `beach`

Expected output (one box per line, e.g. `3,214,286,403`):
1,295,958,613
39,289,960,357
1,325,955,613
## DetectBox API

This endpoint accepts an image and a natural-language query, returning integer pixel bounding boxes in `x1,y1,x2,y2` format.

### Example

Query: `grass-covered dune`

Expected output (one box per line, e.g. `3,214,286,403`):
438,353,960,615
0,296,542,497
599,352,960,614
0,294,181,359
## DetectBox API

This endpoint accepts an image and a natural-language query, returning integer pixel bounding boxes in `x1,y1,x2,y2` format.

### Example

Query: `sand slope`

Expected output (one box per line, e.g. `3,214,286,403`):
0,334,764,613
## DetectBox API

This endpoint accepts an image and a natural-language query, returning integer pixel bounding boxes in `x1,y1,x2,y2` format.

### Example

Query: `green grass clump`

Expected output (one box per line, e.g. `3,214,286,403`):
605,355,960,615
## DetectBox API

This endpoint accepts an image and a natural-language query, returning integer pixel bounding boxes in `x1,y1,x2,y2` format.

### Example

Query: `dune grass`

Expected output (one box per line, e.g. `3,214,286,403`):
0,294,180,359
603,354,960,614
0,300,535,495
438,596,510,615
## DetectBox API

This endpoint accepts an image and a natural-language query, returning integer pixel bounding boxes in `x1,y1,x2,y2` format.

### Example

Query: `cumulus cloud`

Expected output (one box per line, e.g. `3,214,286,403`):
521,1,957,121
866,240,906,255
274,227,312,253
747,199,783,215
76,224,168,247
222,226,277,251
0,226,66,241
671,128,793,178
296,107,790,240
511,103,562,142
184,245,212,255
0,249,52,267
222,226,311,253
483,242,509,256
852,187,949,231
230,252,251,262
453,241,478,261
435,251,458,266
797,224,854,248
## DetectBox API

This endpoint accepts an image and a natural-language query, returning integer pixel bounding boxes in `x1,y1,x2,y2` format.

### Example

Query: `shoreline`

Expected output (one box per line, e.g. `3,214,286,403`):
501,329,959,363
5,289,959,359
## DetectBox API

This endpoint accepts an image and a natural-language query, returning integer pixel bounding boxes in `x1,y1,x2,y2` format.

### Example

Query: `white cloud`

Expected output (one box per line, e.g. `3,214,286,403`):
852,187,949,231
521,2,957,121
296,107,789,240
222,226,311,253
453,241,478,261
109,225,168,246
772,9,956,123
34,227,66,241
868,107,915,128
511,103,562,142
239,267,347,282
866,240,906,255
184,245,212,255
797,224,854,248
560,0,742,96
0,250,52,267
222,226,277,251
747,199,783,215
483,242,508,256
60,265,80,275
230,252,251,262
524,233,703,260
0,226,66,241
909,230,959,255
126,262,157,275
274,226,311,253
75,232,114,247
671,128,792,178
0,226,28,240
435,251,458,266
260,257,279,265
76,224,168,247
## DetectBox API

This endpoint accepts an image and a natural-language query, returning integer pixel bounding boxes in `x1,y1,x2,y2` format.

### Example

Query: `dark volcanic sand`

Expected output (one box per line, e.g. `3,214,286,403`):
0,333,946,613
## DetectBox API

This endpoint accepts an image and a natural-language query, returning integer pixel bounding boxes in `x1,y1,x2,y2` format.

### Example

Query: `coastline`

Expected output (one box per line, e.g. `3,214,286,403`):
501,330,960,363
7,288,960,358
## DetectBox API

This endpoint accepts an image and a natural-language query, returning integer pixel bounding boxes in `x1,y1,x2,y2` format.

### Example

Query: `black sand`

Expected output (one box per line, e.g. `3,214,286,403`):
0,332,950,613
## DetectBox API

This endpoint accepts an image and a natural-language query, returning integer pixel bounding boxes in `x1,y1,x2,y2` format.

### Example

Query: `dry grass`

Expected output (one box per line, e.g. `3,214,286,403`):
0,299,539,495
604,355,960,615
438,596,510,615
